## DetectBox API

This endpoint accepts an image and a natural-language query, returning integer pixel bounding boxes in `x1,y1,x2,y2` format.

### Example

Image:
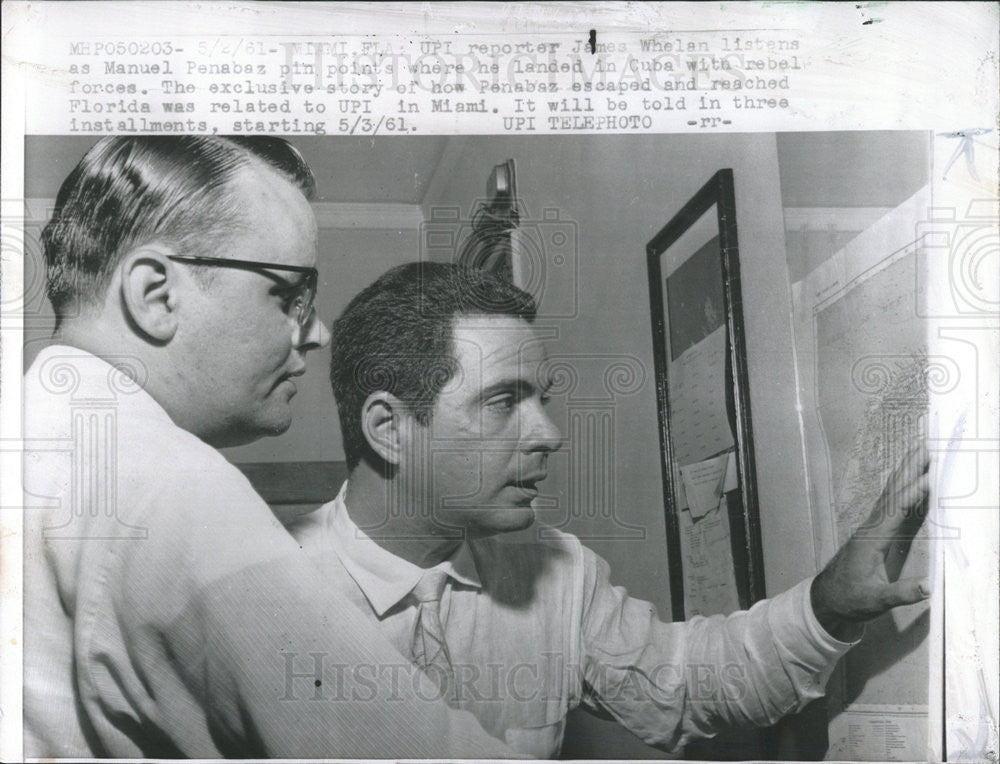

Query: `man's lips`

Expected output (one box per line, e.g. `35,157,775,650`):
509,474,547,493
276,367,306,394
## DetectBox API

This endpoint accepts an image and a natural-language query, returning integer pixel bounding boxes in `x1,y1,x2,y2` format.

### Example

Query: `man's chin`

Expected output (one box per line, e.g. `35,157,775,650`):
508,508,538,532
260,416,294,440
209,414,292,449
467,506,537,538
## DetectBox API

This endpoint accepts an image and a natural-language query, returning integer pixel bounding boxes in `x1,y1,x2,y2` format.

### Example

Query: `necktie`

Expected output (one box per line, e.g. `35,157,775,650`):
410,568,457,705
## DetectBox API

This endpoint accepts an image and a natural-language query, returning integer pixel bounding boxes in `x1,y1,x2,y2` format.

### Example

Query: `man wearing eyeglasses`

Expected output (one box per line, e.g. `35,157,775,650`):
22,137,515,758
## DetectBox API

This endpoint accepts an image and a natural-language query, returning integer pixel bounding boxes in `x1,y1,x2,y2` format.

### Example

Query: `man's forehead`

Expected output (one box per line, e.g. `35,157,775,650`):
450,315,548,373
228,163,318,259
235,160,306,203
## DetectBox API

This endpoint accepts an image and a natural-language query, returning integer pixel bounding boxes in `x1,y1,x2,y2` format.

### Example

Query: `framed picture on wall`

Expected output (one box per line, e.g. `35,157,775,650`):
646,169,765,622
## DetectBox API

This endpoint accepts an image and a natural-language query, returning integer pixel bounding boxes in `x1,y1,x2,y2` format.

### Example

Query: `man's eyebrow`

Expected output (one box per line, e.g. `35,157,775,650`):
480,378,534,399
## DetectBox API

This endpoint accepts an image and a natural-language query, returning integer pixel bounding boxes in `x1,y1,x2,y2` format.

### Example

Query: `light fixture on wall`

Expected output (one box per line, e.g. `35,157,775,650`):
456,158,519,280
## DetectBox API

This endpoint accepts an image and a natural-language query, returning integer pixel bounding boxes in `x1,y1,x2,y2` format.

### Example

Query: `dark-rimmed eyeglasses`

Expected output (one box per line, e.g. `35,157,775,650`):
167,254,318,326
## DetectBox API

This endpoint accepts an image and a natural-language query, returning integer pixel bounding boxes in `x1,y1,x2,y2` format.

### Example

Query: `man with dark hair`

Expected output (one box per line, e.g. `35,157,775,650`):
23,138,515,758
330,262,538,472
292,261,931,758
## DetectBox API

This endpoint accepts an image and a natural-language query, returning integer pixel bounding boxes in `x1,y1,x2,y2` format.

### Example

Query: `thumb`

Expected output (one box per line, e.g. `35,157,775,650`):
879,577,931,611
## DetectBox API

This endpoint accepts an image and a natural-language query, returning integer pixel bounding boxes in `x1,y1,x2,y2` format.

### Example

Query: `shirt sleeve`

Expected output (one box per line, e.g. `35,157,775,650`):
577,546,857,753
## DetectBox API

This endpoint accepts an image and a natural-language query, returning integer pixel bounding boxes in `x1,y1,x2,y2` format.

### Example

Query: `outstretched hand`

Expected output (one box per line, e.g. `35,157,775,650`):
810,443,931,641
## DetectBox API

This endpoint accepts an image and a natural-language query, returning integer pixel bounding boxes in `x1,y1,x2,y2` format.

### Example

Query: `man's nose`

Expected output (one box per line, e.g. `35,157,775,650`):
296,309,331,352
522,401,563,453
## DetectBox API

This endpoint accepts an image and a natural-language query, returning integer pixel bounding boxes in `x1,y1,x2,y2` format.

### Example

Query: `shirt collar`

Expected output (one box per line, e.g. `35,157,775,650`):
29,345,176,424
325,483,482,617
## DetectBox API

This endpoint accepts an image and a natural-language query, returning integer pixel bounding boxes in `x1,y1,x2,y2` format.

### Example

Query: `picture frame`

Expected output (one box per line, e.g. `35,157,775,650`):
646,169,765,622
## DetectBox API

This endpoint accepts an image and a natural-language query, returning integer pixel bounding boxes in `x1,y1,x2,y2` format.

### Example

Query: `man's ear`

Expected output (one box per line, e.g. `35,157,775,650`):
119,244,180,342
360,392,414,466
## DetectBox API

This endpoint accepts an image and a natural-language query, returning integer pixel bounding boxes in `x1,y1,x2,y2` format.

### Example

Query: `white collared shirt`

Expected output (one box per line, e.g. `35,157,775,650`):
320,486,482,617
291,483,859,758
22,346,515,759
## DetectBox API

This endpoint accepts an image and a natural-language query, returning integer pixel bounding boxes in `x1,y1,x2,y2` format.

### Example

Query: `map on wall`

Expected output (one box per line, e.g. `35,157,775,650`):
815,254,930,706
792,187,936,761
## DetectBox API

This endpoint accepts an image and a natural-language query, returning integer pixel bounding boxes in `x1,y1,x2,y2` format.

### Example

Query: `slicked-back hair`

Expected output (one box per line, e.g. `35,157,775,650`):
42,136,316,323
331,262,537,471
